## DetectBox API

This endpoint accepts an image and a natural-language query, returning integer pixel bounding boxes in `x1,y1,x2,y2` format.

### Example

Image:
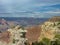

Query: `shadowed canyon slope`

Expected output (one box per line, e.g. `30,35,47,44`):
25,25,42,42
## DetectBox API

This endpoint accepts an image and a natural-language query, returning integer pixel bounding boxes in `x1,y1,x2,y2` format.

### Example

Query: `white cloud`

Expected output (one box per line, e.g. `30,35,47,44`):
0,11,60,18
45,11,60,14
44,9,60,14
33,3,59,7
0,0,60,18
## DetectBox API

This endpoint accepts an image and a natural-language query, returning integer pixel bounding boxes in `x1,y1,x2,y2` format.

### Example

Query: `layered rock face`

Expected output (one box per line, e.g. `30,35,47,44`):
0,31,10,45
0,16,60,45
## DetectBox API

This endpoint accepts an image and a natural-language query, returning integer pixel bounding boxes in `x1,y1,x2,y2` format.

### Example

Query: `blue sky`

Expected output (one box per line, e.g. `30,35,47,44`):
0,0,60,18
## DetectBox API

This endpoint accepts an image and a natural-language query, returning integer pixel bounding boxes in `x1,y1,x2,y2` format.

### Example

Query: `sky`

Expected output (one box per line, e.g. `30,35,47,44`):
0,0,60,18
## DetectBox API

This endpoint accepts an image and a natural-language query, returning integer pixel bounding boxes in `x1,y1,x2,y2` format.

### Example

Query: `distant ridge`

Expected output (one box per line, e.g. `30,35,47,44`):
0,18,8,25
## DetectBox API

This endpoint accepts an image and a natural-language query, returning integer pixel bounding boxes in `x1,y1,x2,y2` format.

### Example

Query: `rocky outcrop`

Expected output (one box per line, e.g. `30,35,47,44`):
49,16,60,22
38,16,60,41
